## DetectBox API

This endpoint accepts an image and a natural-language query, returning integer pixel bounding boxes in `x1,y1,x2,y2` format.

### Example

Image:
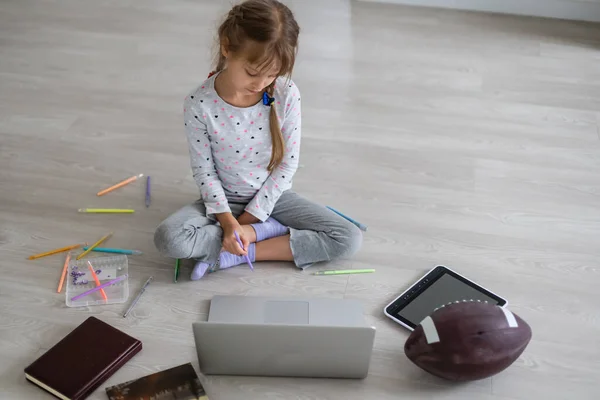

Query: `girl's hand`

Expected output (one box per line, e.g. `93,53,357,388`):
222,222,248,255
237,211,260,226
216,213,249,255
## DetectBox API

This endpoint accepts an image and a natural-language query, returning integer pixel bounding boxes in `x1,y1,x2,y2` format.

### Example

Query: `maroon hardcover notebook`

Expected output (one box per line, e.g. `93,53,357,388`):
24,317,142,400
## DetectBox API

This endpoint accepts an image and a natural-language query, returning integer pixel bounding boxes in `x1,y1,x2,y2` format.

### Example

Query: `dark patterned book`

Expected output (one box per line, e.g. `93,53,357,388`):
105,363,208,400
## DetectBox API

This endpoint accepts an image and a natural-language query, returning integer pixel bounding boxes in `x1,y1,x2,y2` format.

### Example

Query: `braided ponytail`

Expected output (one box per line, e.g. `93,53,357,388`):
266,82,284,171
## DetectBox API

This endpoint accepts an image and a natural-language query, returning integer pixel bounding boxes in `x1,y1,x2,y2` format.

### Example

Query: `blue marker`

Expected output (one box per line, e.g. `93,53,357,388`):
82,247,142,255
326,206,368,231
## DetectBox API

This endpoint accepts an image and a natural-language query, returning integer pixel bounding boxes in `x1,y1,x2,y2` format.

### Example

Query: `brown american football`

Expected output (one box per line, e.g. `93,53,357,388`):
404,301,532,381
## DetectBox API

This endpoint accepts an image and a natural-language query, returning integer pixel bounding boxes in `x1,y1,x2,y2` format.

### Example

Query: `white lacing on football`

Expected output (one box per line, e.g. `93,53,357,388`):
427,300,519,333
433,299,481,313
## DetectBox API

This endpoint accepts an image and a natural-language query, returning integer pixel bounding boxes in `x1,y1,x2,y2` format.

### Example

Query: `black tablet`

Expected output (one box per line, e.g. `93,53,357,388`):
384,265,507,331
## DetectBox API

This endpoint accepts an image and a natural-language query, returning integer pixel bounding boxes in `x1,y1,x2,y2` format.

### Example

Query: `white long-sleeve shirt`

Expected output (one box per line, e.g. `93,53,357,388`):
183,72,302,221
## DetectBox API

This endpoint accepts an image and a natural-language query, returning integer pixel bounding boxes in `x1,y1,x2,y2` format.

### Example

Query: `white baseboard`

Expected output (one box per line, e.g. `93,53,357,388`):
357,0,600,23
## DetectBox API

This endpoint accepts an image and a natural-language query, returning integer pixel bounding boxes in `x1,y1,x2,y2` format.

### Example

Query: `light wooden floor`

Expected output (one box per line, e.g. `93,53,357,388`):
1,0,600,399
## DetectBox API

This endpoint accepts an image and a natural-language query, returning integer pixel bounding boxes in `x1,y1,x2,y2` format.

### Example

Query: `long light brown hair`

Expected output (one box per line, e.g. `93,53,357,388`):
214,0,300,171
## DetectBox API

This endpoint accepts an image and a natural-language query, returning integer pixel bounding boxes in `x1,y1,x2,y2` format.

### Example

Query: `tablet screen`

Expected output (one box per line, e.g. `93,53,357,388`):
397,274,500,325
386,267,506,329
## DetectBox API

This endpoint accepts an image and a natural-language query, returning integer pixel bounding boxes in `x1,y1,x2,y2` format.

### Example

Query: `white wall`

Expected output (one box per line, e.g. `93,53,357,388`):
357,0,600,23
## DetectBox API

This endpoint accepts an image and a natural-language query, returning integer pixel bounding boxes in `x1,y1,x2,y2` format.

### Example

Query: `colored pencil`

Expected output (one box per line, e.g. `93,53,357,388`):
174,259,180,282
145,176,151,207
70,274,128,301
28,243,82,260
326,206,368,231
76,232,112,260
97,173,143,196
57,252,72,293
81,246,142,255
123,276,153,317
87,261,107,300
78,208,135,213
234,231,254,271
312,269,375,276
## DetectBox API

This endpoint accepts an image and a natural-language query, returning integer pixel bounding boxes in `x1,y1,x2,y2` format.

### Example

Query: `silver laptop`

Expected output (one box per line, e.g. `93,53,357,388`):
192,295,376,379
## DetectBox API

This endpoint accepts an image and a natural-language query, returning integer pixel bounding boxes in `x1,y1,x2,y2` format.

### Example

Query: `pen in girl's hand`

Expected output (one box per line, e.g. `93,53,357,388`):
234,231,254,271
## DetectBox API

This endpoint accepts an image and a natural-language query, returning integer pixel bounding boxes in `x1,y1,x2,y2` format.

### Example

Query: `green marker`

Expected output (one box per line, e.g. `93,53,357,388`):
174,259,181,282
312,269,375,276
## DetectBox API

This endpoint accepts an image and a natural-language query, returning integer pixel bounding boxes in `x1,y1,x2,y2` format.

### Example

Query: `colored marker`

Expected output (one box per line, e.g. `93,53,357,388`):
97,173,143,196
312,269,375,276
82,247,142,255
87,261,107,301
234,231,253,271
174,259,180,282
57,252,72,293
76,232,113,260
28,243,82,260
326,206,368,231
78,208,135,213
145,176,151,208
70,274,128,301
123,276,153,317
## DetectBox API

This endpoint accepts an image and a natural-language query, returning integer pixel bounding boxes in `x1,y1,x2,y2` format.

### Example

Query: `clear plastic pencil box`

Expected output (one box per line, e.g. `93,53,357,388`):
66,255,129,307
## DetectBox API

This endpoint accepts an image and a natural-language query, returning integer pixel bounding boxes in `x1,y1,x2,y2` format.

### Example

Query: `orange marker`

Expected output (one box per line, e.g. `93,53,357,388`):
28,243,82,260
87,261,107,301
97,173,143,196
57,252,71,293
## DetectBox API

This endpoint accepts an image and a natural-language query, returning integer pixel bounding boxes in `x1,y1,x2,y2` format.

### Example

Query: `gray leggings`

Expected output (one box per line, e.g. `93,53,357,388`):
153,191,363,268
